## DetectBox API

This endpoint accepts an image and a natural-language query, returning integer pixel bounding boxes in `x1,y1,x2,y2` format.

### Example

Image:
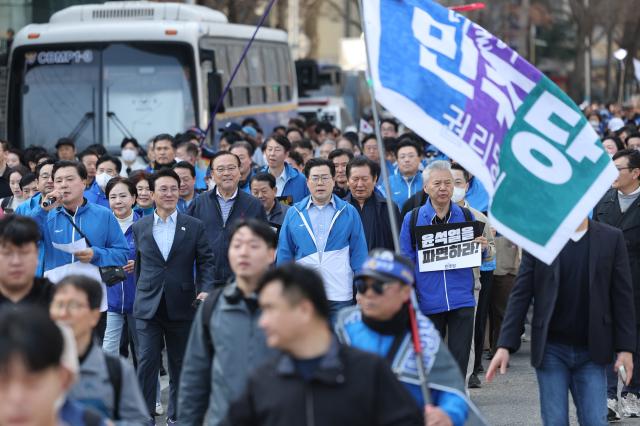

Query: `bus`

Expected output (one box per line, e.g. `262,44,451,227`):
2,1,297,151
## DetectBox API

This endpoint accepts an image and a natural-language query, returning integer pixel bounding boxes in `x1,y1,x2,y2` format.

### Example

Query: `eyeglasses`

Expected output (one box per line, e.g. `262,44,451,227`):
354,278,394,295
309,175,332,184
214,165,239,174
51,300,89,313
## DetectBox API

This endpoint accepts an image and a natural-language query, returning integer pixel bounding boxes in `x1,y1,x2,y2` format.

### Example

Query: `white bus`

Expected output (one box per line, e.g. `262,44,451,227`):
3,1,297,151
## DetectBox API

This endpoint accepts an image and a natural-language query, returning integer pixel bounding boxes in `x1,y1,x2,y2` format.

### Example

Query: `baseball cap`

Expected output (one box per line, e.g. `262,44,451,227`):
608,117,625,133
242,125,258,138
219,122,242,133
355,249,415,286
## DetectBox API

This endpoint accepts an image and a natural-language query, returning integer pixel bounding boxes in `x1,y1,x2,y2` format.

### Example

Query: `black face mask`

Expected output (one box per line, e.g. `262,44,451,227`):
362,303,410,336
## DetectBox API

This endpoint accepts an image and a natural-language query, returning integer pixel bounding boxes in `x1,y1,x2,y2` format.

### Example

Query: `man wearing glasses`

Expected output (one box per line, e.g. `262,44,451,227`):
336,249,473,426
188,151,267,287
277,158,368,323
594,148,640,420
132,168,215,424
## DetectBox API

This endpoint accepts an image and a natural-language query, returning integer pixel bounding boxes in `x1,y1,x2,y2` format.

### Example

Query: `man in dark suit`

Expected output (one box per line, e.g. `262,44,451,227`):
188,151,266,287
486,218,636,425
133,168,215,423
593,148,640,419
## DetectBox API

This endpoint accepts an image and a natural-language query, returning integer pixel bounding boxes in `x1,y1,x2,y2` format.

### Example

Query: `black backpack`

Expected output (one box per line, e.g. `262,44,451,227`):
104,353,122,421
409,205,473,251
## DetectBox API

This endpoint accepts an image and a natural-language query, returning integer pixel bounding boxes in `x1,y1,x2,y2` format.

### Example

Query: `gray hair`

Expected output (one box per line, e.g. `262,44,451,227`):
422,160,452,184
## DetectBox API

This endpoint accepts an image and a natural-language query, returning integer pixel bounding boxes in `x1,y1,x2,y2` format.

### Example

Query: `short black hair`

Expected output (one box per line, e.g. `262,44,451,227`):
52,161,88,181
603,135,625,152
173,160,196,178
86,144,107,157
35,158,56,179
19,173,36,190
250,171,276,189
362,134,377,146
613,149,640,179
176,141,199,159
328,148,354,162
55,275,102,310
380,118,399,132
273,125,286,134
78,149,100,162
148,168,181,191
288,117,306,130
105,176,137,199
0,139,10,152
266,135,292,153
292,139,313,152
55,137,75,149
315,121,333,134
23,146,49,167
230,140,255,157
286,127,304,140
395,138,422,157
304,158,335,178
210,151,241,168
7,147,25,166
626,132,640,141
96,155,122,174
242,117,259,128
287,150,304,167
8,165,30,180
0,215,41,247
257,263,330,320
346,156,380,179
229,219,278,249
220,131,242,145
153,133,176,148
451,162,471,182
0,306,63,373
120,137,140,149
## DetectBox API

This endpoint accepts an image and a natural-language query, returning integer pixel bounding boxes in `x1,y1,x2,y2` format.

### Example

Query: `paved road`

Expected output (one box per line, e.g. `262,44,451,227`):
470,340,638,425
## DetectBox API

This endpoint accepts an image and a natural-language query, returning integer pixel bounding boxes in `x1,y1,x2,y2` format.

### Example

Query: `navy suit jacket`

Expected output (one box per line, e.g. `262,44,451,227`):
133,212,215,321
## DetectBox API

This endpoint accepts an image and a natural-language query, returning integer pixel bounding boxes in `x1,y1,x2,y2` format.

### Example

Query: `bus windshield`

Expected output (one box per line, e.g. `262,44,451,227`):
14,42,197,151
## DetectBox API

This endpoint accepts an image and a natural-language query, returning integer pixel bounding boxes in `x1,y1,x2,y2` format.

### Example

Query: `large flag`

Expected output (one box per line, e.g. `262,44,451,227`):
362,0,618,264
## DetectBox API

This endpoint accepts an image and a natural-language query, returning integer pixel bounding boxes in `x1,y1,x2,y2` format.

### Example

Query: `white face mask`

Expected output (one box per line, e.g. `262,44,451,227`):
451,186,466,203
95,172,113,191
121,149,137,163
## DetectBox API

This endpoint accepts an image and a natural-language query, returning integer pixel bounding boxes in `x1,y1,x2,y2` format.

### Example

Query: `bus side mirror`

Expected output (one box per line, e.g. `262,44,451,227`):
208,71,225,114
295,59,319,97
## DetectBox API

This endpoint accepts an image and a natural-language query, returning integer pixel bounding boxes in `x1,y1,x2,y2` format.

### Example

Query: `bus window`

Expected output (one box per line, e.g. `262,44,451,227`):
263,45,280,104
276,46,293,102
19,49,99,149
247,46,265,105
227,43,249,106
102,43,197,147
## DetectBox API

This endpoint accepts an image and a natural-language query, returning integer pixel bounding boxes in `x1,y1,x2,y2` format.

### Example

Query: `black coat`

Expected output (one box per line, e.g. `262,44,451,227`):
497,220,636,367
133,213,216,321
400,190,427,221
187,188,267,286
594,188,640,324
345,192,401,252
225,338,422,426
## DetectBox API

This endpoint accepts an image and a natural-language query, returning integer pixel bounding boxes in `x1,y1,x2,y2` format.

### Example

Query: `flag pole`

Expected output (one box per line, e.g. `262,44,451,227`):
357,0,433,410
357,0,401,254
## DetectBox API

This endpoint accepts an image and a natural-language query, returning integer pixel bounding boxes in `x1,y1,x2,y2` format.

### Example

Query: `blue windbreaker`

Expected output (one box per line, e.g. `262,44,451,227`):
277,194,368,302
106,211,141,313
260,162,309,203
389,172,422,209
84,180,109,209
399,200,476,315
14,193,45,276
28,201,129,273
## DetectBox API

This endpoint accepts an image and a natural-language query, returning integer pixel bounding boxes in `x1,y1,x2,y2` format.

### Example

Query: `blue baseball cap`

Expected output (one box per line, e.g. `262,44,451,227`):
355,249,415,286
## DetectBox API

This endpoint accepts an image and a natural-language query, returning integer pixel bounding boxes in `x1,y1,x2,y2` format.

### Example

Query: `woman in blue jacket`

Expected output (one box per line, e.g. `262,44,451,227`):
102,177,140,356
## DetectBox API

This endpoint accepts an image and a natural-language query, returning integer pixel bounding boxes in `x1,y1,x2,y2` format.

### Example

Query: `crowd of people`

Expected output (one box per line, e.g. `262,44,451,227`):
0,103,638,425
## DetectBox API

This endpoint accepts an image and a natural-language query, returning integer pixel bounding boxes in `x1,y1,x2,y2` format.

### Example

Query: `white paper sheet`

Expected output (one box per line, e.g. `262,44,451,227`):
52,238,88,254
